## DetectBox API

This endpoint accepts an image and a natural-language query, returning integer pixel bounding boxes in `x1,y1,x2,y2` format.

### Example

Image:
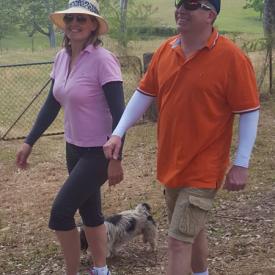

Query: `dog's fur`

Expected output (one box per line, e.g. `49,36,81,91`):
78,203,157,257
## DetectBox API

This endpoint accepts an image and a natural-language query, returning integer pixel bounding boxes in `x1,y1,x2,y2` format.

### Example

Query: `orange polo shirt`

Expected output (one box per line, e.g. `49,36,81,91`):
138,29,260,189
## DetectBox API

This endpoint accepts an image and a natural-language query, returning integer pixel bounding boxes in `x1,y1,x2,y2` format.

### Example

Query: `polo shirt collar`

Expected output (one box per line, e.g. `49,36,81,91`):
205,28,219,49
83,44,96,53
170,28,219,50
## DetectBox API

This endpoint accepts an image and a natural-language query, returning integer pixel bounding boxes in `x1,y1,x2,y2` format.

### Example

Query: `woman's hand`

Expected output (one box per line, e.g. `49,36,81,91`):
107,159,123,187
16,143,32,169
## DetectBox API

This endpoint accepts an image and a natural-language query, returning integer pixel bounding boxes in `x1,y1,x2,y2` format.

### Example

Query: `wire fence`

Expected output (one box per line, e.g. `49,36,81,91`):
0,56,142,141
0,41,273,141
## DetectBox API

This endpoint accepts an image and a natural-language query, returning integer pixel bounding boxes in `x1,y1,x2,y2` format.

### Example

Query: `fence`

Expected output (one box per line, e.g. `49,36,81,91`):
0,56,142,141
1,41,273,141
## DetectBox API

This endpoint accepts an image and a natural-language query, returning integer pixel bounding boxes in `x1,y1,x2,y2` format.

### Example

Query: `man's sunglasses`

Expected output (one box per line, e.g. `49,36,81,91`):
175,0,212,11
63,14,89,24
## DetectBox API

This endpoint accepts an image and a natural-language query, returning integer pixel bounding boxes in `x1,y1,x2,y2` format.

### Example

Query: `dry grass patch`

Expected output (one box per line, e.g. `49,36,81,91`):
1,99,275,274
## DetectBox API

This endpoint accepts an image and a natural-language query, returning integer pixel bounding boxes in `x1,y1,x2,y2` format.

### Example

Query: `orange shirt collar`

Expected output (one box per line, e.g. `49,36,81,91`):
170,28,219,50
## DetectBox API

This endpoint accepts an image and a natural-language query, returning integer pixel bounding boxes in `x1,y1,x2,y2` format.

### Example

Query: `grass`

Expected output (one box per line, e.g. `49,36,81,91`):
0,97,274,274
142,0,263,34
0,0,264,53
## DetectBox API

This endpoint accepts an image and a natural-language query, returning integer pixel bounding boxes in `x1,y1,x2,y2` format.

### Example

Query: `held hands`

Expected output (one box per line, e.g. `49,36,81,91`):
103,135,122,160
16,143,32,169
223,165,248,191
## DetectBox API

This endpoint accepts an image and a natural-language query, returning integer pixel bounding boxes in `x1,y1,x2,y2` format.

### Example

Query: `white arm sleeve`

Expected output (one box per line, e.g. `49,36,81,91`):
112,90,154,137
233,110,259,168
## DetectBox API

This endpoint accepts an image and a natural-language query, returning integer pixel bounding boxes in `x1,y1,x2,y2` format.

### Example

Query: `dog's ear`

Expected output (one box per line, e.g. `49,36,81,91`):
141,203,151,212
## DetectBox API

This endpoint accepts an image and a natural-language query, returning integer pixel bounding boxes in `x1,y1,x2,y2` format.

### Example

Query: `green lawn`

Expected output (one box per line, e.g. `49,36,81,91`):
0,0,264,53
146,0,263,34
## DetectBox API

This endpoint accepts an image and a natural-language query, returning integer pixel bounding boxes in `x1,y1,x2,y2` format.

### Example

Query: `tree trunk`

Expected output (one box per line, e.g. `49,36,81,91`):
263,0,275,93
120,0,128,47
48,23,56,48
45,0,56,48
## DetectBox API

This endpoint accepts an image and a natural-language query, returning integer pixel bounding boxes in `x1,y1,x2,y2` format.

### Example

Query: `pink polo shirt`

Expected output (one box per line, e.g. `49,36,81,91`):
51,45,122,147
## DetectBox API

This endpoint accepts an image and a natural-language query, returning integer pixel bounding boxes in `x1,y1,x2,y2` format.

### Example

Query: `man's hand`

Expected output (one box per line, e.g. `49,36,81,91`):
16,143,32,169
108,159,123,187
103,135,122,160
223,165,248,191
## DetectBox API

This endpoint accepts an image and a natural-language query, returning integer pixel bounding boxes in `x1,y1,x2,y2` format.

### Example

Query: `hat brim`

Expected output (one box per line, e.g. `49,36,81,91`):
49,7,108,35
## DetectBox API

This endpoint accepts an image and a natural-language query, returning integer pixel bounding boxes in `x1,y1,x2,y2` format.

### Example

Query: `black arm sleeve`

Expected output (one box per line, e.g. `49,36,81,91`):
102,81,125,160
25,79,61,146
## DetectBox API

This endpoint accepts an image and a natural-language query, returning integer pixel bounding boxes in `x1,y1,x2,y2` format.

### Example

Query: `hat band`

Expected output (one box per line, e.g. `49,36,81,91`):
68,0,99,15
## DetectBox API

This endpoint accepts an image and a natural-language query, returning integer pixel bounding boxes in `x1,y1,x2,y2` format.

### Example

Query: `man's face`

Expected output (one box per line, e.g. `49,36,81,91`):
174,0,215,34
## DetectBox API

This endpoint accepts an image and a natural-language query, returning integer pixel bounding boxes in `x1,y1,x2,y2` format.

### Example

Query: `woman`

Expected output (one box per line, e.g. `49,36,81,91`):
16,1,124,274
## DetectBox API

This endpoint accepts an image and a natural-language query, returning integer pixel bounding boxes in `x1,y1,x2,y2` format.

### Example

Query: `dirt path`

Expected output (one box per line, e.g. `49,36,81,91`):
0,99,274,275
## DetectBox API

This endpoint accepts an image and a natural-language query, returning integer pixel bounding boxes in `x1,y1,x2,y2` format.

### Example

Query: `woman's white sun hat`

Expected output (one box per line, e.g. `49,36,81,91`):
49,0,108,35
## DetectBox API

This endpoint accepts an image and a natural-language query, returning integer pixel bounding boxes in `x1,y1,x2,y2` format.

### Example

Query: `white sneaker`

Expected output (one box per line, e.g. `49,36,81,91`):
89,268,111,275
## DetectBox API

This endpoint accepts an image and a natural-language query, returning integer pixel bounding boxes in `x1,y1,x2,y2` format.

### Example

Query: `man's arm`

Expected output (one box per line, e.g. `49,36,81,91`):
224,110,259,191
103,90,154,159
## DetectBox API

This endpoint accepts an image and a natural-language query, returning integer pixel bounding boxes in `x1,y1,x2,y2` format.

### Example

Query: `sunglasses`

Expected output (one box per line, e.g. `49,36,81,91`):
63,14,89,24
175,0,212,11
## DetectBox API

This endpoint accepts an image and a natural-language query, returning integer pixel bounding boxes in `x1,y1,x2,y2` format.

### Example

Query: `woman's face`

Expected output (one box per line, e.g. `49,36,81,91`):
63,13,98,44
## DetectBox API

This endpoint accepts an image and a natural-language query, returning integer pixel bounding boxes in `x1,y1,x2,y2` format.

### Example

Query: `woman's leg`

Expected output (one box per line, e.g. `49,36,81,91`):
77,151,109,268
84,224,107,267
49,145,108,274
55,229,80,275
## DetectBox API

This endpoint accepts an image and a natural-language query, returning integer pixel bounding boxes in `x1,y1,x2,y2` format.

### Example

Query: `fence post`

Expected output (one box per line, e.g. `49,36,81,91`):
143,52,158,122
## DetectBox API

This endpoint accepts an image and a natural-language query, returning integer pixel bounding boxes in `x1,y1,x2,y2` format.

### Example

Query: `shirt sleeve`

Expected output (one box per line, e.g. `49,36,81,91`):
25,79,61,146
233,110,259,168
226,53,260,113
50,50,63,79
138,49,161,97
103,81,125,160
98,52,122,86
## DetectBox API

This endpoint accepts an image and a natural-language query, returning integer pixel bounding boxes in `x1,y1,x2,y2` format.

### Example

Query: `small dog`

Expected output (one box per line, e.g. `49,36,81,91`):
78,203,157,257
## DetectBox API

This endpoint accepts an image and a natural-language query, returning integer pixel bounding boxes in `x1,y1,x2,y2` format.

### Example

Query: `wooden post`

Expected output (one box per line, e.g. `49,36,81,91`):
269,47,273,94
143,52,158,122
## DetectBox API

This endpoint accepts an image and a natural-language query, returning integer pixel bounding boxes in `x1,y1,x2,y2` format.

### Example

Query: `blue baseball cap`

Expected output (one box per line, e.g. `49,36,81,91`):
208,0,220,14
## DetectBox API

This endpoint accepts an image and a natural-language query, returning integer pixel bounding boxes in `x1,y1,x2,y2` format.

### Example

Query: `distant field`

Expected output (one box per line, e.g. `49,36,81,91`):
142,0,263,34
0,0,264,53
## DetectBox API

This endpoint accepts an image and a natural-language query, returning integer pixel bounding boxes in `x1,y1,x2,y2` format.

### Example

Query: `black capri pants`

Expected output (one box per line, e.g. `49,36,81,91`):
49,142,109,231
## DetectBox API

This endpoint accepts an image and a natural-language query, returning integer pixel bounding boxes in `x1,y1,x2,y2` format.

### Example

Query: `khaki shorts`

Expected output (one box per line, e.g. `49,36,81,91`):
164,187,217,244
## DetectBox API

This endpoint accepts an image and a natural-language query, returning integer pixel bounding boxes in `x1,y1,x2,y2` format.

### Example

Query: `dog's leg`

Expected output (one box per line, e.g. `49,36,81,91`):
142,226,157,251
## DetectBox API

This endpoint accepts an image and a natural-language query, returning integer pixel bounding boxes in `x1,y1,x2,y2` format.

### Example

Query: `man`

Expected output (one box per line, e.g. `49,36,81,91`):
103,0,260,274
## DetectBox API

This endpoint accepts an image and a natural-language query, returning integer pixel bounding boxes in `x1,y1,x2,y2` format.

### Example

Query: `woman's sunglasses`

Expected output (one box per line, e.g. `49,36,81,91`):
63,14,88,24
175,0,212,11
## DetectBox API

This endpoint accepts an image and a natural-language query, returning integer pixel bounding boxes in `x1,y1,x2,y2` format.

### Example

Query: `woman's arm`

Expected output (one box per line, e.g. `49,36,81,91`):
25,79,61,146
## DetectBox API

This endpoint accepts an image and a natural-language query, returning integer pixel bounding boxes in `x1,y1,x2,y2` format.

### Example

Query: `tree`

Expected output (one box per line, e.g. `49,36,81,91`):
19,0,67,48
243,0,264,19
263,0,275,93
101,0,157,51
0,0,18,47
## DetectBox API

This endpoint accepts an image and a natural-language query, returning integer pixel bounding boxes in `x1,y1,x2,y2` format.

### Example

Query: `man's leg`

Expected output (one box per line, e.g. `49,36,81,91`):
165,187,193,275
167,236,192,275
191,229,208,274
164,187,216,275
